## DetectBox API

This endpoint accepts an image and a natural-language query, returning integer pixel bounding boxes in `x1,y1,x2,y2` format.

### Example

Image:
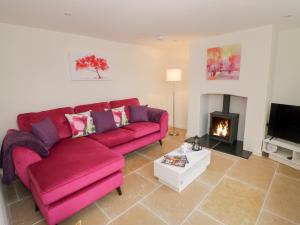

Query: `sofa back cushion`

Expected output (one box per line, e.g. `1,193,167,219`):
17,107,74,140
74,102,109,113
109,98,140,119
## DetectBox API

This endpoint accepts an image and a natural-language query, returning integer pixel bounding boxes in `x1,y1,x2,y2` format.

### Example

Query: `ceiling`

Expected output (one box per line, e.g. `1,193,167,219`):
0,0,299,46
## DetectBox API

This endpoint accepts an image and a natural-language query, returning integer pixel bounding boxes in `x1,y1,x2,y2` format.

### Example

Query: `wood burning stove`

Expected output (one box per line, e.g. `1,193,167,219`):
209,95,239,144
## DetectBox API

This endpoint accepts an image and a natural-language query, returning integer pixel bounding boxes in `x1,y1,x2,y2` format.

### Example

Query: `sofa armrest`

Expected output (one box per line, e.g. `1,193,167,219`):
148,108,168,139
12,147,42,189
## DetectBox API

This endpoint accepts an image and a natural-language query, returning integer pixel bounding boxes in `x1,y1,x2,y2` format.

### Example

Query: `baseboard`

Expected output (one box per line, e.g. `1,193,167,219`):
174,124,187,129
252,151,262,156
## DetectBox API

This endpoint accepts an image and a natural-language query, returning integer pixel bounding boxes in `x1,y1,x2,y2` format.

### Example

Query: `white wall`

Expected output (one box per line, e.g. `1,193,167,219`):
272,27,300,106
188,26,275,154
0,23,188,142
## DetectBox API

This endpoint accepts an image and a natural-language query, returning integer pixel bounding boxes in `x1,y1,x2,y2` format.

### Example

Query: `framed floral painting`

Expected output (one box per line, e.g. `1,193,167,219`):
206,44,241,80
69,52,112,80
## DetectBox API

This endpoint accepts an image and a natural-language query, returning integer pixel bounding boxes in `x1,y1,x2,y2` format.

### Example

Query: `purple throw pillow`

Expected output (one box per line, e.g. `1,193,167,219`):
91,110,117,133
31,117,59,149
129,105,149,123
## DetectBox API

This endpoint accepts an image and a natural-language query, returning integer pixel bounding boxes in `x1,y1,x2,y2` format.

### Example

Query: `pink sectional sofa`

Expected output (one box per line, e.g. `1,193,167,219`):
11,98,168,225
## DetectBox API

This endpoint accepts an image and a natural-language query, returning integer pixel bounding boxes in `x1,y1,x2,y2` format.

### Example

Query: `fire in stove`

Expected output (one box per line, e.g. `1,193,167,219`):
209,95,239,144
213,120,229,137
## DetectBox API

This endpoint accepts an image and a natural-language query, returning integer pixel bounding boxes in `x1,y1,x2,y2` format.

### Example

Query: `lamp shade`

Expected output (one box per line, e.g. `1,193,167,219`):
166,69,182,82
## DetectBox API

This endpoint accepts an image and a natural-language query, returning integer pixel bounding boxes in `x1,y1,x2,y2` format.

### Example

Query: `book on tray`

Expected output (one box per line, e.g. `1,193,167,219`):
161,155,189,167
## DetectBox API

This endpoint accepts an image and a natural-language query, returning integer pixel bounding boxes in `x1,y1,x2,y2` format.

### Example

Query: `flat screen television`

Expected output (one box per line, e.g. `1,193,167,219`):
268,103,300,143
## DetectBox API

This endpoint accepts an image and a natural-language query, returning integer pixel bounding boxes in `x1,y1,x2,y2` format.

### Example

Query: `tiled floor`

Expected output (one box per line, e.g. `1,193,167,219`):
2,128,300,225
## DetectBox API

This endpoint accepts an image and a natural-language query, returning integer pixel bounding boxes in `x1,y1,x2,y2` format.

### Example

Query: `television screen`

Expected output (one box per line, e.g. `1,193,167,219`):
268,103,300,143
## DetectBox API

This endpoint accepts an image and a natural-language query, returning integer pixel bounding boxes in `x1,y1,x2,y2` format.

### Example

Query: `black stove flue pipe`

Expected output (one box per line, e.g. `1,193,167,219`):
222,95,230,114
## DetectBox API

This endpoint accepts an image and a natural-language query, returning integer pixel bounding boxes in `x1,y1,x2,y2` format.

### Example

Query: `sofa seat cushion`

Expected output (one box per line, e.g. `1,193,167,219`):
89,128,134,147
122,122,160,138
28,137,124,205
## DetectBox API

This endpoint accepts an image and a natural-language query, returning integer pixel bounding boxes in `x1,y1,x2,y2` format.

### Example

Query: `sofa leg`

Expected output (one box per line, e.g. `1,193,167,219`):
35,203,39,212
116,187,122,196
159,140,162,146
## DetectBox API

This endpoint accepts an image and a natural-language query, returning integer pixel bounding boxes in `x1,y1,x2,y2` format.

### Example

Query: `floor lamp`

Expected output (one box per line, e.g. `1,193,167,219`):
166,69,182,136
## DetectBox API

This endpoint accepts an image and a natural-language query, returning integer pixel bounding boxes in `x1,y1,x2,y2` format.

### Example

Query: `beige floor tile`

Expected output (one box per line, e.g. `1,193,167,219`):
228,155,277,190
34,220,47,225
97,173,158,219
256,210,295,225
136,162,160,184
265,174,300,224
200,177,265,225
277,164,300,180
35,210,108,225
142,181,209,225
164,128,187,143
59,204,108,225
211,149,239,161
138,141,182,160
14,179,31,199
9,129,300,225
9,197,42,225
183,210,222,225
110,204,166,225
197,153,235,186
123,153,151,175
2,183,18,204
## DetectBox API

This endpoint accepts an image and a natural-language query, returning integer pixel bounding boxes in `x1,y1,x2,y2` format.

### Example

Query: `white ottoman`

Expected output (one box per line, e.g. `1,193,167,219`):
154,147,211,192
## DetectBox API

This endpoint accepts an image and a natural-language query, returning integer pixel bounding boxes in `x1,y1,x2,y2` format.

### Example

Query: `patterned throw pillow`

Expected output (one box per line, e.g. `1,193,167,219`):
65,111,96,138
105,106,128,127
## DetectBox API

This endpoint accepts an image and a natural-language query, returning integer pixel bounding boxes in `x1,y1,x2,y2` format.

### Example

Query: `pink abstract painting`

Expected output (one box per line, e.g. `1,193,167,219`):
206,44,241,80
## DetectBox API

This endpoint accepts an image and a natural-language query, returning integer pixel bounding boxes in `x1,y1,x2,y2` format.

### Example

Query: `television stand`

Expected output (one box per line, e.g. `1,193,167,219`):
262,137,300,170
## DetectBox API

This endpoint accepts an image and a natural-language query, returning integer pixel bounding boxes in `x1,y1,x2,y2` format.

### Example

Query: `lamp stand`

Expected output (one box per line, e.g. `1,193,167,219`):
169,82,179,136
